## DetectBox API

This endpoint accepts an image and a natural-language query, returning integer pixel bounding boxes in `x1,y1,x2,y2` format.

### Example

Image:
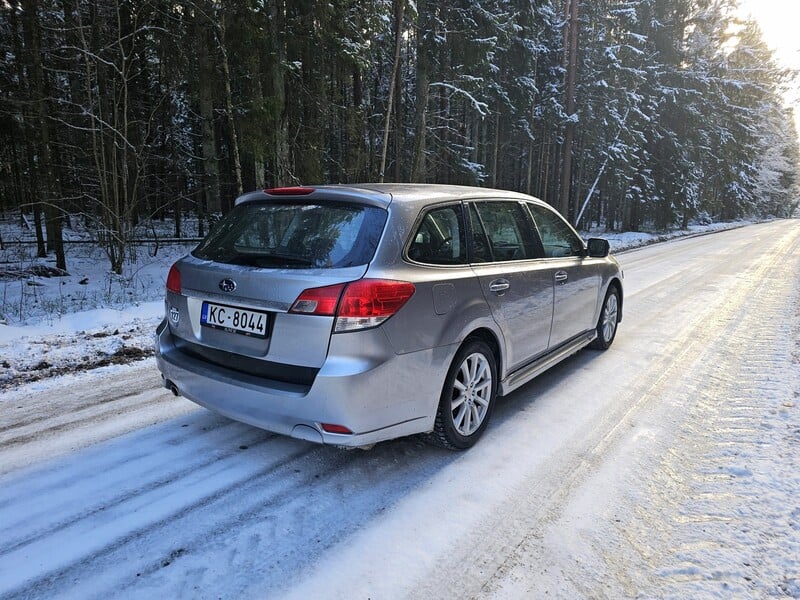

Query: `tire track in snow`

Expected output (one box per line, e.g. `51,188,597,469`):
1,221,798,600
625,231,800,597
407,221,800,599
0,362,191,475
0,419,276,554
274,223,800,600
499,220,800,598
0,414,230,511
0,386,146,436
0,438,317,599
0,355,462,599
1,391,171,449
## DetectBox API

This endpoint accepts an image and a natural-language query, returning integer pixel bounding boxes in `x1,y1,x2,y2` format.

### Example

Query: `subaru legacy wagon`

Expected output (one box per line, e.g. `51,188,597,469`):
156,184,623,449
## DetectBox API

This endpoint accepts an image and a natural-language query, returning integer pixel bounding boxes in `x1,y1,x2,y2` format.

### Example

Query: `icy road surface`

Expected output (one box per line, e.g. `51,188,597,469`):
0,220,798,599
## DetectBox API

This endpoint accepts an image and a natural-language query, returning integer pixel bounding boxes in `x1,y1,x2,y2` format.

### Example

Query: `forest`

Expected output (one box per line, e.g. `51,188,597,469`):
1,0,798,273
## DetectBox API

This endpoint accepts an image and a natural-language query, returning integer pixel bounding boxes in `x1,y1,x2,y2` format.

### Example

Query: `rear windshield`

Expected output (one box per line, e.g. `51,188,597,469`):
193,202,387,269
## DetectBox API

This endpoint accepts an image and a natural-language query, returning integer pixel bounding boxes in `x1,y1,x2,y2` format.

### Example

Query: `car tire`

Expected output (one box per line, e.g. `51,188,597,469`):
427,339,497,450
589,286,619,350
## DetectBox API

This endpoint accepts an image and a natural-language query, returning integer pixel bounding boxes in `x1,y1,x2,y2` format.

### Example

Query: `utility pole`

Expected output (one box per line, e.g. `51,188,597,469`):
558,0,579,218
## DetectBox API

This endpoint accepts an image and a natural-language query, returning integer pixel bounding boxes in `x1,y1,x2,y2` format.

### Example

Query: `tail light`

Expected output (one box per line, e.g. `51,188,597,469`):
289,283,345,316
166,263,181,294
335,279,416,332
289,279,415,332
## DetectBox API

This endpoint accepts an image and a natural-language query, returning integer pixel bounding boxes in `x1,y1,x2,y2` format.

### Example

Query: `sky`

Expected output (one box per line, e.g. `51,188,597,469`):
737,0,800,71
737,0,800,125
739,0,800,99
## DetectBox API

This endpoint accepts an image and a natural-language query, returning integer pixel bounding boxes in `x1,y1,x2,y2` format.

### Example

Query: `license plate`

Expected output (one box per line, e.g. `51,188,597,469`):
200,301,269,338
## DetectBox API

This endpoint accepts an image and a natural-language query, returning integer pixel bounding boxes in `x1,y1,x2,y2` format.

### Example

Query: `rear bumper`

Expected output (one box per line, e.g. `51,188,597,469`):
155,319,452,447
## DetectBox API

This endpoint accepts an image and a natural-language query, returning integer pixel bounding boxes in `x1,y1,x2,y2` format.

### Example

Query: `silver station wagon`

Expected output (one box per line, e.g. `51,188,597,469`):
156,184,623,449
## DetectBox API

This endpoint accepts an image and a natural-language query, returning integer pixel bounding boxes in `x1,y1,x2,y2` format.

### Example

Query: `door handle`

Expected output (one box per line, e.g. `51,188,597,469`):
554,270,568,284
488,279,510,294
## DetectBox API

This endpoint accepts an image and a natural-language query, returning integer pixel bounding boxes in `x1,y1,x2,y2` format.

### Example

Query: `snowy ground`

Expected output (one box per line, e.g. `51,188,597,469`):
0,213,196,386
0,212,754,387
0,219,797,599
0,218,798,599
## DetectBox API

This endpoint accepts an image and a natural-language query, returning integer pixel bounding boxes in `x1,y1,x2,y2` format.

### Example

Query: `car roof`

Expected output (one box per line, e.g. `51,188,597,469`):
235,184,544,210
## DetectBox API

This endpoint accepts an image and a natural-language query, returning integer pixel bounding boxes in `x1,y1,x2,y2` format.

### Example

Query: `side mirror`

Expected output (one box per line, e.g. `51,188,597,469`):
586,238,610,258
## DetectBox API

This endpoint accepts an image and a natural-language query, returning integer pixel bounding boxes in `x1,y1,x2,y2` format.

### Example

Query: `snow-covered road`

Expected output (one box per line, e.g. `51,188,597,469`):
1,220,798,599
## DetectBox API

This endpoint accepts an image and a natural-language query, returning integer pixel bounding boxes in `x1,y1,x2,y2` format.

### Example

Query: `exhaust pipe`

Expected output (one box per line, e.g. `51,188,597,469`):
163,378,180,397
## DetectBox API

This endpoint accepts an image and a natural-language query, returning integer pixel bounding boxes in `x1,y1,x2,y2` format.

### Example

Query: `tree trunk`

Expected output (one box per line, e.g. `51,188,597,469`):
346,67,366,181
21,0,66,270
33,204,46,257
526,138,534,196
491,112,500,188
296,1,326,183
393,0,404,182
410,0,430,183
174,198,182,238
266,0,290,185
558,0,579,219
217,12,243,199
252,76,266,190
8,7,47,257
196,7,219,223
379,0,405,183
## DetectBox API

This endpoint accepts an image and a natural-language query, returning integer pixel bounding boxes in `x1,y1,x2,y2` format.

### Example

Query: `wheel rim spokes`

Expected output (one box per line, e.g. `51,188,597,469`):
602,294,618,342
451,353,492,436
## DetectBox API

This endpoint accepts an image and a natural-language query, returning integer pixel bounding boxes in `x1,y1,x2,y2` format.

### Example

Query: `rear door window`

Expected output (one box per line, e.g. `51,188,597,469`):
193,202,387,268
468,201,541,262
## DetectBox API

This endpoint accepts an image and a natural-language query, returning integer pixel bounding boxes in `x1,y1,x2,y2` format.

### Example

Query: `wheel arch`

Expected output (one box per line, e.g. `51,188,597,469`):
608,277,623,322
426,330,501,450
461,327,503,380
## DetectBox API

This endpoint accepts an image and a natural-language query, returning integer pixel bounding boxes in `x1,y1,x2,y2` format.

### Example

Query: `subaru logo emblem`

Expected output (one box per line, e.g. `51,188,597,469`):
219,278,237,293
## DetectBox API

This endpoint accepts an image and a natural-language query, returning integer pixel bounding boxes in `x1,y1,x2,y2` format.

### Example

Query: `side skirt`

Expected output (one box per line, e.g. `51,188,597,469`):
499,330,597,396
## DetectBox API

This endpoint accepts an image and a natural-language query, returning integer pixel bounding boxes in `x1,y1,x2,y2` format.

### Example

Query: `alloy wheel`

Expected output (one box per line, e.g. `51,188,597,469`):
450,352,493,436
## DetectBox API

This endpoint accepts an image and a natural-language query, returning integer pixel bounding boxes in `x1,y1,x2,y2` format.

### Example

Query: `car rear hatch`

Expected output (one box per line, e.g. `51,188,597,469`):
165,188,390,383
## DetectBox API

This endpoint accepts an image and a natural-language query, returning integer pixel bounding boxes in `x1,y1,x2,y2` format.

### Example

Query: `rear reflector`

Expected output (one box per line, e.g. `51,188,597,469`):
264,186,315,195
289,279,416,332
166,263,181,294
321,423,353,434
